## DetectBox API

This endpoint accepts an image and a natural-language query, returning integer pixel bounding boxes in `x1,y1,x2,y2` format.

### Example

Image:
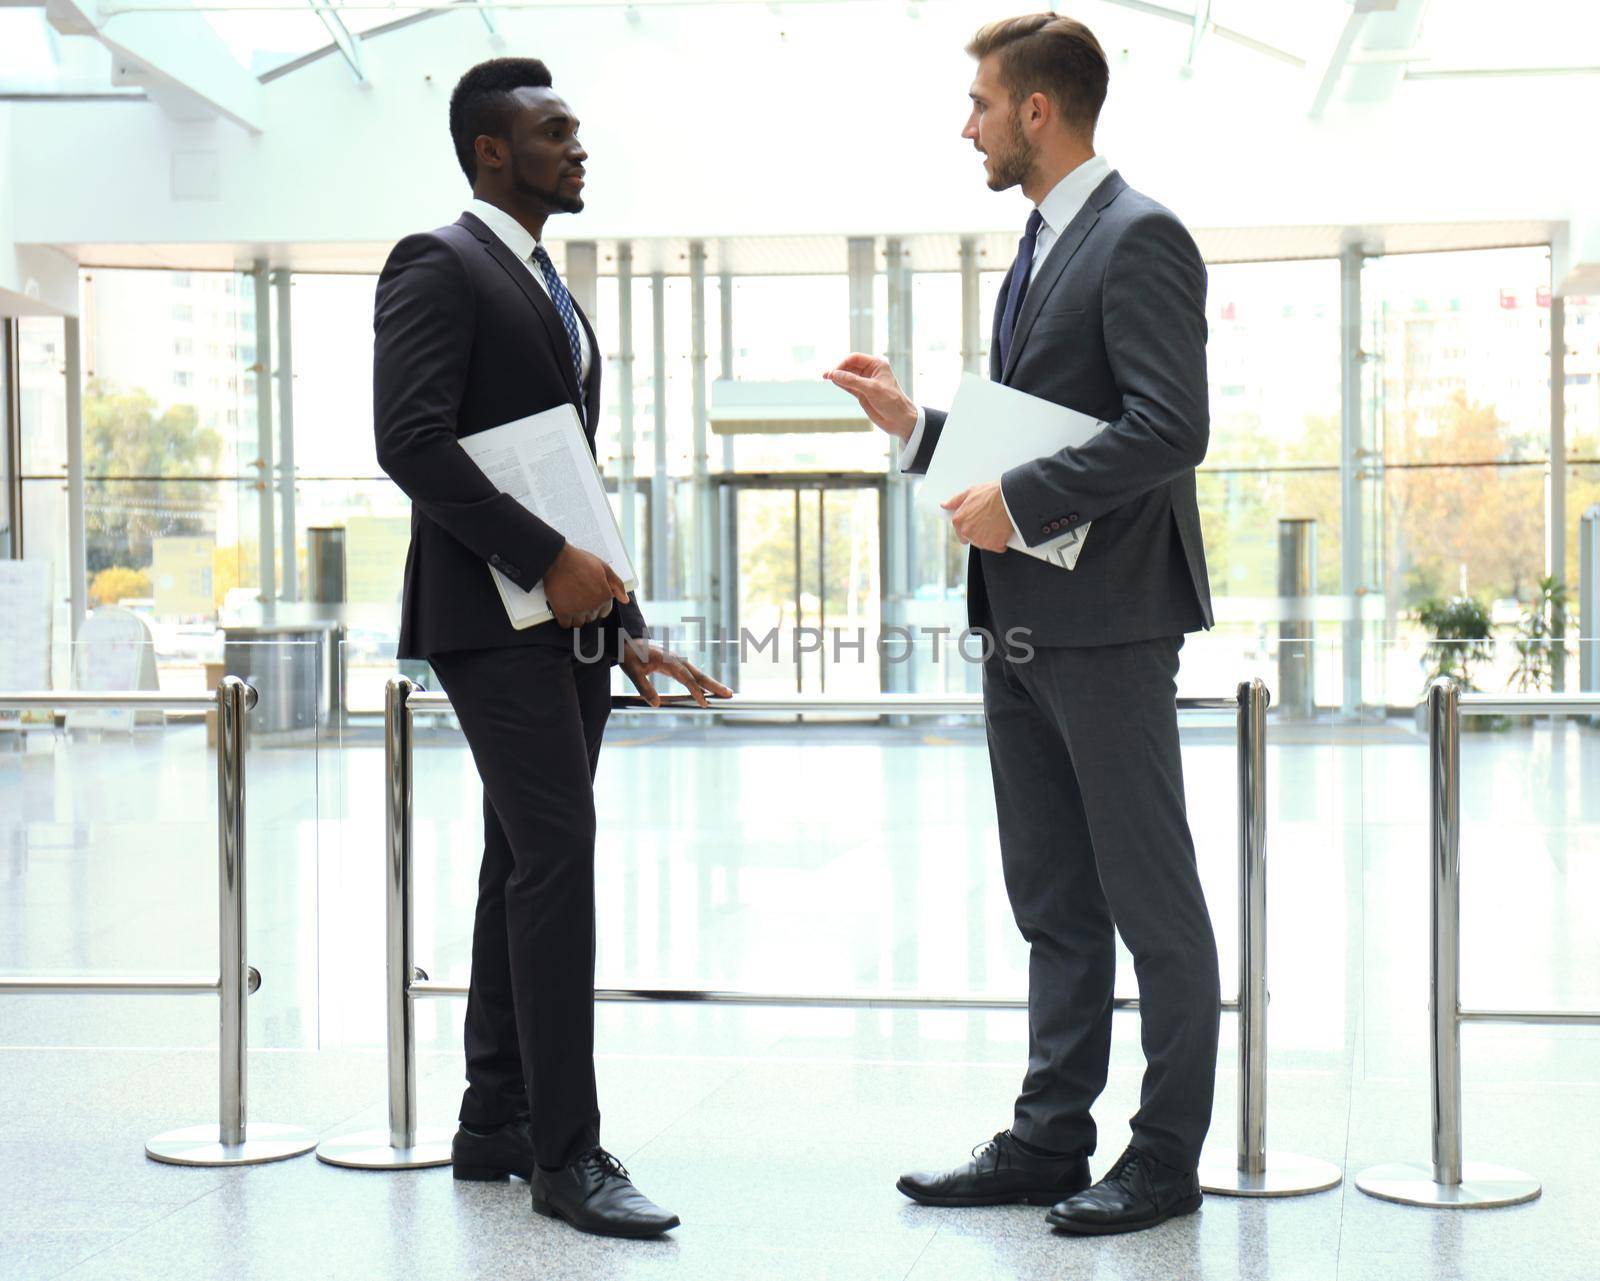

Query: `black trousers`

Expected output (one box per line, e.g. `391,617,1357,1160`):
427,643,612,1168
983,637,1221,1171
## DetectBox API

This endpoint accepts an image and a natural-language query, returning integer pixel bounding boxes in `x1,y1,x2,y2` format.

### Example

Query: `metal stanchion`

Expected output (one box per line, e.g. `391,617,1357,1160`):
0,682,315,1165
1355,679,1540,1208
323,680,1268,1175
145,677,319,1167
1200,679,1342,1197
318,678,453,1168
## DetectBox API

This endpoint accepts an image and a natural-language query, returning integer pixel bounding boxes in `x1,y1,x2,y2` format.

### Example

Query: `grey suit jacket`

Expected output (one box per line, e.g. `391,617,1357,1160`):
906,171,1214,647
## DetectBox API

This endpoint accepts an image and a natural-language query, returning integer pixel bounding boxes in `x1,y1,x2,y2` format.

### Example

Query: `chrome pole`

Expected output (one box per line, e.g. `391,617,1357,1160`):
1239,677,1268,1177
321,682,1265,1177
0,691,219,713
1356,679,1539,1208
0,976,223,995
1431,676,1463,1186
1201,679,1340,1197
218,673,248,1147
388,675,417,1149
404,691,1243,717
146,676,317,1167
406,983,1233,1013
317,678,452,1169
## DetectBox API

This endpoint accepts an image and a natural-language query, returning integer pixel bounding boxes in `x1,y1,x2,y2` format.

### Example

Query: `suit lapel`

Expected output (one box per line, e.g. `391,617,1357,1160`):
458,213,583,406
991,259,1017,382
1001,170,1126,385
575,303,601,437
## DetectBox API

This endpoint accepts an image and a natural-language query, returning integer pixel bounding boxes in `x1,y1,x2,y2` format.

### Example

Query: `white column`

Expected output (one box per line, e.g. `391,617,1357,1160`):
959,236,981,376
272,269,298,603
689,242,710,615
616,242,636,575
64,315,87,639
1339,245,1364,714
650,271,669,600
251,261,276,624
1549,290,1567,691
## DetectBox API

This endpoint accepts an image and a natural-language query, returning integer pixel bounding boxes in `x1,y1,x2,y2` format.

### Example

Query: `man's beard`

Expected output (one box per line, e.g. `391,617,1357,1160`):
985,113,1036,192
513,170,584,214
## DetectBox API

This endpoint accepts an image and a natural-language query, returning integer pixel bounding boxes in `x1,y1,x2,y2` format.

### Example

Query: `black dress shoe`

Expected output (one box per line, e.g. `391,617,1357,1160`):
531,1147,680,1239
451,1120,535,1182
1046,1145,1202,1235
897,1130,1091,1207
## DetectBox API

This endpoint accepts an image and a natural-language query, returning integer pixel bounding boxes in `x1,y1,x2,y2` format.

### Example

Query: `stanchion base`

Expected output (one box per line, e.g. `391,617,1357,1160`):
1199,1149,1344,1197
316,1127,455,1170
146,1122,318,1167
1355,1161,1541,1209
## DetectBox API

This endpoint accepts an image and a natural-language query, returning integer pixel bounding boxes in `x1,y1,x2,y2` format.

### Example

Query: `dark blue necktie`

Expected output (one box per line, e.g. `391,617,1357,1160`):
530,243,585,391
998,209,1044,373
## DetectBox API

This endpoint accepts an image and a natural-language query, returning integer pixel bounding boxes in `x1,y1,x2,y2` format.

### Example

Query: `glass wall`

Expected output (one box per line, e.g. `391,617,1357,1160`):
4,242,1575,712
1197,258,1343,703
1,324,13,560
1566,294,1600,652
15,316,71,688
14,271,262,692
1366,247,1556,705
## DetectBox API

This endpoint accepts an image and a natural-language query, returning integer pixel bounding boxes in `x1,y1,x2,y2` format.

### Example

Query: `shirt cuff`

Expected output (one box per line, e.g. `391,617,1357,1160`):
898,407,928,472
999,481,1027,551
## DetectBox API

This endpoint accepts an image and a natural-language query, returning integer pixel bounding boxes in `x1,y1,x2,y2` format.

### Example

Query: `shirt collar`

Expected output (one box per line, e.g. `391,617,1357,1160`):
1034,154,1113,238
467,198,540,262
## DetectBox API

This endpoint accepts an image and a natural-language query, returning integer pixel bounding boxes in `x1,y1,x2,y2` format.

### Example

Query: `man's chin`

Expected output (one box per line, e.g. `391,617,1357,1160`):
556,194,584,215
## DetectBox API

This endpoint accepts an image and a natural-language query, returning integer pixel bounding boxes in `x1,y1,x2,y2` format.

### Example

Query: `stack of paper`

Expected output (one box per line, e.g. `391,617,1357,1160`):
918,374,1106,571
459,405,638,628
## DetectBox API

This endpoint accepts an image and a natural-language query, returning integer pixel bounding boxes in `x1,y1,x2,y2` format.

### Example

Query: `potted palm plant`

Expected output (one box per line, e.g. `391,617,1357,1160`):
1510,576,1567,693
1416,595,1497,731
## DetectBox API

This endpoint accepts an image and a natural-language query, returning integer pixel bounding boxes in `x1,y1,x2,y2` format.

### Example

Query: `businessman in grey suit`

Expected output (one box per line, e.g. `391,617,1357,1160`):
828,14,1219,1237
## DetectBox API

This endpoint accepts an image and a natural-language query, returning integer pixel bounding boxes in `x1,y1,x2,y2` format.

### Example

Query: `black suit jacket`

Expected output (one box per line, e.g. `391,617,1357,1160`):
374,211,646,660
907,172,1213,647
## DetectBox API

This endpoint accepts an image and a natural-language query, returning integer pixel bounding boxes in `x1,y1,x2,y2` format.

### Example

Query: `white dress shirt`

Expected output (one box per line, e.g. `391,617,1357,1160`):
899,155,1113,540
467,198,592,386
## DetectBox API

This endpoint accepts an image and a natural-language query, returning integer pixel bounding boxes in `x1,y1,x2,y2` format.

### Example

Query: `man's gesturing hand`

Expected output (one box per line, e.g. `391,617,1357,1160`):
942,482,1013,554
823,354,918,442
620,638,733,709
542,543,629,628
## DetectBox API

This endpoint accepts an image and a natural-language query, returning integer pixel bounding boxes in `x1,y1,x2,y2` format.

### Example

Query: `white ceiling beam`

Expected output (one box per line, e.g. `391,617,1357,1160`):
306,0,365,83
1185,0,1211,73
41,0,263,132
1312,0,1431,117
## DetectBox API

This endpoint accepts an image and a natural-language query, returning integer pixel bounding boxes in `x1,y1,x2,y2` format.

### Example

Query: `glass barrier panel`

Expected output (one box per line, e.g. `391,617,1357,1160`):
0,636,324,1050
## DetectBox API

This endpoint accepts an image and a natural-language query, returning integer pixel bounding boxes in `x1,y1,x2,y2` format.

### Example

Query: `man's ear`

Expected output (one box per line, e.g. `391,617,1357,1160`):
473,134,503,173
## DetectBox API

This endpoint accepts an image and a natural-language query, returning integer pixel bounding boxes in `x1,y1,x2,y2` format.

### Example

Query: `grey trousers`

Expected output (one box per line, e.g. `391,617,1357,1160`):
983,637,1220,1170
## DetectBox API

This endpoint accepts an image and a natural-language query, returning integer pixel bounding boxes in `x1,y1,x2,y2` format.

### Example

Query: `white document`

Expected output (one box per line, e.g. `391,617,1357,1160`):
918,373,1106,571
458,405,637,629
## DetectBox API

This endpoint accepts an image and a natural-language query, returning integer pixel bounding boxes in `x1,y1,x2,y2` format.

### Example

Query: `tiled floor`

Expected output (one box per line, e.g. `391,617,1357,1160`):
1,1027,1597,1280
3,710,1599,1278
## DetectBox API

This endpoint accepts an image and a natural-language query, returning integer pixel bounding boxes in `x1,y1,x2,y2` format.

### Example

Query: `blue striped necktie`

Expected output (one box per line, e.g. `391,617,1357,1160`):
530,243,585,390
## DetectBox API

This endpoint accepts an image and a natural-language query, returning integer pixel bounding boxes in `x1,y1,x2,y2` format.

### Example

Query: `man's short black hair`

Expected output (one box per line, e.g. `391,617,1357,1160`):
449,57,553,184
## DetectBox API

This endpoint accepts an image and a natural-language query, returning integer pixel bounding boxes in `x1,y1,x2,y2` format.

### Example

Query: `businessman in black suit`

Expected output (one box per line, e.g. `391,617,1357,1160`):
828,14,1220,1236
374,57,728,1239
